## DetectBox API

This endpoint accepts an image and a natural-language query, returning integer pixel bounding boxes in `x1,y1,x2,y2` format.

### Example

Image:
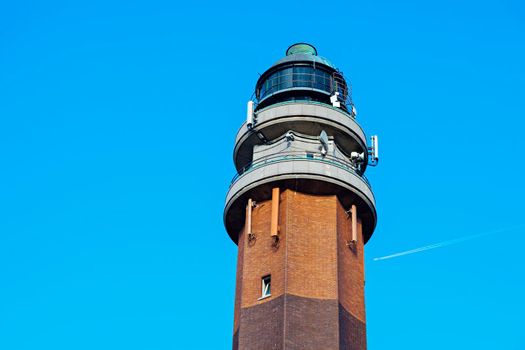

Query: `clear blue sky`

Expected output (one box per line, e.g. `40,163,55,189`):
1,0,524,349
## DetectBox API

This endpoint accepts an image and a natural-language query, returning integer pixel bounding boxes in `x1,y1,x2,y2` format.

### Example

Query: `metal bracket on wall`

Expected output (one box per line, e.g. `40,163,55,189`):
346,204,357,249
255,130,268,143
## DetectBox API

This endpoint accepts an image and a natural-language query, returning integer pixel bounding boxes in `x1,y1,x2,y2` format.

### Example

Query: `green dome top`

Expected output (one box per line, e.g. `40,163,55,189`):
286,43,318,56
270,43,337,70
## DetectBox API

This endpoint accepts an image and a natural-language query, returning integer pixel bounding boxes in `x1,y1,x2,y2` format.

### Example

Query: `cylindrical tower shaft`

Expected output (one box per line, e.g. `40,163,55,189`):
225,43,378,350
233,190,366,349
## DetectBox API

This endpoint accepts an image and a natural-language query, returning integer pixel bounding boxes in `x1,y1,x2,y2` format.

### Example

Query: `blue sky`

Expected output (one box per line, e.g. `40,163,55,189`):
1,0,524,349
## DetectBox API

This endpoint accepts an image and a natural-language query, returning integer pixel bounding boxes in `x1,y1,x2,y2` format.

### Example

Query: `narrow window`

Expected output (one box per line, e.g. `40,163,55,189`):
261,275,271,298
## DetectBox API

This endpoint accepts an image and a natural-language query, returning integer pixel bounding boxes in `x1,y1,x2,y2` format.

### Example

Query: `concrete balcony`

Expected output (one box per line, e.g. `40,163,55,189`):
224,153,377,244
233,101,369,172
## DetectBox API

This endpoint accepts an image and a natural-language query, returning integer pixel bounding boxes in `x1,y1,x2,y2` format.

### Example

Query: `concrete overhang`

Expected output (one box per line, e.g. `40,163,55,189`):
234,102,368,172
224,158,377,245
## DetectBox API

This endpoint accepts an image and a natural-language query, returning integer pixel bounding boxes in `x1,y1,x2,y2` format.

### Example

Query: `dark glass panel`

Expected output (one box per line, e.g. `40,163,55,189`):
279,67,293,90
258,65,342,100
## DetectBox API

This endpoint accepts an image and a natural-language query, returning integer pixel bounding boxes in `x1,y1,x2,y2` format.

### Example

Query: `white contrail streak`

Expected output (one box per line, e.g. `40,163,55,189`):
373,224,525,261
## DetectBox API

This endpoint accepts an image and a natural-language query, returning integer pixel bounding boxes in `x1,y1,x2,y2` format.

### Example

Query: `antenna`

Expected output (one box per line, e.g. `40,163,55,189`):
247,101,254,129
330,92,341,108
368,135,379,166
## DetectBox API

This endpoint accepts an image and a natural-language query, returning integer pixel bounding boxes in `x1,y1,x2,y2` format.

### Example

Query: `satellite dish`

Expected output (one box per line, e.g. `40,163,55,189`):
319,130,329,155
319,130,328,145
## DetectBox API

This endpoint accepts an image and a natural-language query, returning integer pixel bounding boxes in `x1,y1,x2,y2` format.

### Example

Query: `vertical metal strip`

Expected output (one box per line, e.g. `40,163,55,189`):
271,188,280,236
351,204,357,243
247,198,253,237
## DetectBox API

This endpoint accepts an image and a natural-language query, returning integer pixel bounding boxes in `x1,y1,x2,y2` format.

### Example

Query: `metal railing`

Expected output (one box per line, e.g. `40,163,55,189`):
230,151,370,189
253,99,357,120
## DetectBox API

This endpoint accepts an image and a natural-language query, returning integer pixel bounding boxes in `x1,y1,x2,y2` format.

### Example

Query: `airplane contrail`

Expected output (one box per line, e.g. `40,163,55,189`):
373,224,525,261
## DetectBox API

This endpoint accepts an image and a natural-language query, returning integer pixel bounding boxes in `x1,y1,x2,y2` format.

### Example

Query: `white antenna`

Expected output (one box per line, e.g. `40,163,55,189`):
330,92,341,108
372,135,379,160
247,101,254,129
368,135,379,166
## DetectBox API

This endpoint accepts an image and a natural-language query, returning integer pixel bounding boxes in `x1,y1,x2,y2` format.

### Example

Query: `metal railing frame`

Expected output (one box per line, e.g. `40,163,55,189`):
230,151,370,189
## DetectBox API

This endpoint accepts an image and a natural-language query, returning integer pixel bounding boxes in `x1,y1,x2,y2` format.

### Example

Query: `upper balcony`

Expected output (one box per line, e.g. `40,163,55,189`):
234,101,368,172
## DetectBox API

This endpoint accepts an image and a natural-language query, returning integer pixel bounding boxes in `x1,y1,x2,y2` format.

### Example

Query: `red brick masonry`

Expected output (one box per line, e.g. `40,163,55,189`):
233,190,366,350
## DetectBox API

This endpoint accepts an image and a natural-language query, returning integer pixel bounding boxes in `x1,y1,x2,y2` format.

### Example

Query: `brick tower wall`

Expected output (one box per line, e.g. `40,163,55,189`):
232,189,366,350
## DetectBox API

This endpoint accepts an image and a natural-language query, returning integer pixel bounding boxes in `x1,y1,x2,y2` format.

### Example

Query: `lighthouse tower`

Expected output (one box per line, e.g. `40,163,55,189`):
224,43,378,350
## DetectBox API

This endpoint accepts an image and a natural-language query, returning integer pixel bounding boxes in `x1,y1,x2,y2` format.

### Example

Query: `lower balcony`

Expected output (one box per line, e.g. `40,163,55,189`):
224,153,377,244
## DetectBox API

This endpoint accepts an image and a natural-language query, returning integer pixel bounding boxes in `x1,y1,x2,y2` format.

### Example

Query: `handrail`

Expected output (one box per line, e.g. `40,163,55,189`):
254,99,356,119
230,152,371,189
